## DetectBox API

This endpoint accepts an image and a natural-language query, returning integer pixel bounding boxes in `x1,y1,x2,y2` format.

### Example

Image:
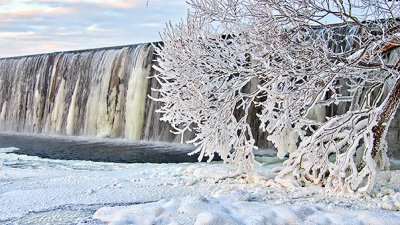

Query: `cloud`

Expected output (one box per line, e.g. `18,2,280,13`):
140,22,163,28
0,5,78,24
0,0,189,58
14,7,74,17
98,0,138,10
86,24,114,33
24,0,139,10
0,31,42,41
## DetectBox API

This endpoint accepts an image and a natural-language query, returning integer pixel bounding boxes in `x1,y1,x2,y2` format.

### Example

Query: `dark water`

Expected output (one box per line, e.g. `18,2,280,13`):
0,132,212,163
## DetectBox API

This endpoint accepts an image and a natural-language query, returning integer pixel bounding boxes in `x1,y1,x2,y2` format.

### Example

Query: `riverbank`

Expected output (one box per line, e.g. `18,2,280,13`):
1,147,400,224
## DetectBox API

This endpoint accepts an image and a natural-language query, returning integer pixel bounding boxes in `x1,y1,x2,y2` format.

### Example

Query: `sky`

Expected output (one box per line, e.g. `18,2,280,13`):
0,0,188,58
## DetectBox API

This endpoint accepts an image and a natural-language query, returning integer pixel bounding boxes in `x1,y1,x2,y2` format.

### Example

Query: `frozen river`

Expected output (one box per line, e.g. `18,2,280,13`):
0,132,201,163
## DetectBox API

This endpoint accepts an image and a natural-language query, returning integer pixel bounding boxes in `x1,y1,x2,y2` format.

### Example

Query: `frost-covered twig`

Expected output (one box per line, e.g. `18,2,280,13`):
153,0,400,193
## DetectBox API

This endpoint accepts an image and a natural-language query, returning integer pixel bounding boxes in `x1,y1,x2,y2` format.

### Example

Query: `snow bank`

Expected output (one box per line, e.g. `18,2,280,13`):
93,167,400,225
1,148,400,224
0,147,19,153
94,192,400,225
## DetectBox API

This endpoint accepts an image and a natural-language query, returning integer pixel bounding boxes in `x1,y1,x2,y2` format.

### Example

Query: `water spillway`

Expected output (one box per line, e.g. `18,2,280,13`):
0,44,181,142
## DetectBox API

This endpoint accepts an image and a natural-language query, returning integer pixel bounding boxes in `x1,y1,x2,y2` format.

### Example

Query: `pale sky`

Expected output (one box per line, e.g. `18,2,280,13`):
0,0,188,58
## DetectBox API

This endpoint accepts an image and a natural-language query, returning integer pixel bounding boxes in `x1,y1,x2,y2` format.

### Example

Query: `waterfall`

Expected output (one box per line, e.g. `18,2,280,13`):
0,44,174,141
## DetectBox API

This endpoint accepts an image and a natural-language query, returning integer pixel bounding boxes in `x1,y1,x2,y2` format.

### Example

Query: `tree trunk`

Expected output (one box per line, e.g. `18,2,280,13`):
372,61,400,160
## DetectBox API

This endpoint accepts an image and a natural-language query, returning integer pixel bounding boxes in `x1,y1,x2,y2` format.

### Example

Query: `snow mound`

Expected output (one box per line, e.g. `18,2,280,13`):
373,170,400,211
94,193,400,225
0,147,19,153
1,148,400,224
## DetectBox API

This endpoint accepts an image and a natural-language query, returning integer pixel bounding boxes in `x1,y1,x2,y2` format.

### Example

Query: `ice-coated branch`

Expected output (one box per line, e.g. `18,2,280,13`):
272,0,400,193
153,0,400,193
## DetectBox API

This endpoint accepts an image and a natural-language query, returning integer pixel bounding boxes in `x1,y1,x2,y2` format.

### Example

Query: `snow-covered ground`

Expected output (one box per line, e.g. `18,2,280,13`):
1,147,400,225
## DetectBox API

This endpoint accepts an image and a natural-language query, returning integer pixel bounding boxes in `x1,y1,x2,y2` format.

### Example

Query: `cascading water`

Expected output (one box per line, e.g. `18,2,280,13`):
0,44,174,141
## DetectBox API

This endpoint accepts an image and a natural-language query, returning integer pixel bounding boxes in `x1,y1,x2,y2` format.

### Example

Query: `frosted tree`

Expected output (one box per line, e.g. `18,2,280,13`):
154,0,400,193
153,1,262,174
153,0,341,174
268,0,400,193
